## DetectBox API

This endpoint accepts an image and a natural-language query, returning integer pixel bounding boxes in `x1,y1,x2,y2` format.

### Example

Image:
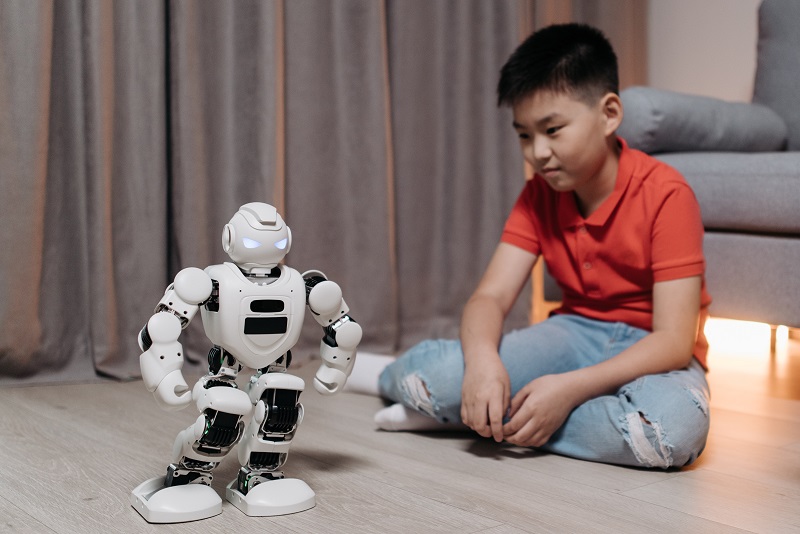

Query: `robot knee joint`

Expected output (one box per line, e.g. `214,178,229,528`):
260,388,302,434
198,409,245,450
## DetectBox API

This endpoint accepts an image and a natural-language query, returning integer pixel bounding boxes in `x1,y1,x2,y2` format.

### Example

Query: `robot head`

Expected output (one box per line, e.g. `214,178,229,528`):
222,203,292,272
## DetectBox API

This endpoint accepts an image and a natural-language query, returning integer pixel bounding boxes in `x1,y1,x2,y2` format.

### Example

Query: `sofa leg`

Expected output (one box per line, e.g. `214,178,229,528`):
770,325,778,356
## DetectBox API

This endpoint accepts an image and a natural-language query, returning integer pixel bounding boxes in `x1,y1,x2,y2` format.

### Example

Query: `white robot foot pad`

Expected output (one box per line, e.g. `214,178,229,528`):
131,476,222,524
225,478,316,516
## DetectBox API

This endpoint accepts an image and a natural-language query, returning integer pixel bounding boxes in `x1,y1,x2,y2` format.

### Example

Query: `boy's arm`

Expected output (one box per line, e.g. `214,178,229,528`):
503,275,701,447
460,242,537,442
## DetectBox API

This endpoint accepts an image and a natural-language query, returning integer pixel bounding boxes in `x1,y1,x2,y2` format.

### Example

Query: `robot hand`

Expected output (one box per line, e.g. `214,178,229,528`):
314,318,362,395
139,312,192,411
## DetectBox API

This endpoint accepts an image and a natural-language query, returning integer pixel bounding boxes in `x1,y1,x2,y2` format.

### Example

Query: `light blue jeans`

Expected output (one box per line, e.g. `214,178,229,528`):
379,314,710,469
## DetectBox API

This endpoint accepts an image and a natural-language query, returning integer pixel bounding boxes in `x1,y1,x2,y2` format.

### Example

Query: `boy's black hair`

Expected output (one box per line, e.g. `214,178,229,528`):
497,23,619,107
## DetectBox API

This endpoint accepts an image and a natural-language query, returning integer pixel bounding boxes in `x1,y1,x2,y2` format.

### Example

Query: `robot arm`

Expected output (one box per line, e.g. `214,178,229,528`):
303,271,363,395
138,267,213,411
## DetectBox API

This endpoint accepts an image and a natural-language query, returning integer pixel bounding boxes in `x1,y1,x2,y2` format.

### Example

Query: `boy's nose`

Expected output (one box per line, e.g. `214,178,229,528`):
532,136,552,163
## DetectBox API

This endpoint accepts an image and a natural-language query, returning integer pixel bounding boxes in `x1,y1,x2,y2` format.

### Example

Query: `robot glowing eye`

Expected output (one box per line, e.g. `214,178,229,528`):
275,238,288,250
242,237,262,249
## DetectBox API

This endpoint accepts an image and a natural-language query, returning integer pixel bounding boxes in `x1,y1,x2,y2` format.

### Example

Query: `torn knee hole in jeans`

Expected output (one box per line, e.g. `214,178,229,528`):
622,411,673,469
400,374,436,418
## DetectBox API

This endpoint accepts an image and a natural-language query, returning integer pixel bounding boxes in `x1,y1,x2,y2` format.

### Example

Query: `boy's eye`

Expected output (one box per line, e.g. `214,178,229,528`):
518,132,530,140
546,126,562,135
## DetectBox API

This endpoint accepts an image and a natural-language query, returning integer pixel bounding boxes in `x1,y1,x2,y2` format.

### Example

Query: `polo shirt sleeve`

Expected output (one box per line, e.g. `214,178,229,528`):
501,181,541,255
650,181,706,283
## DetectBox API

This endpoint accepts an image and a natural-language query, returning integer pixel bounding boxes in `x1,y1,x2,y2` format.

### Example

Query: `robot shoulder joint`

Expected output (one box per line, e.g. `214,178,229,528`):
173,267,214,305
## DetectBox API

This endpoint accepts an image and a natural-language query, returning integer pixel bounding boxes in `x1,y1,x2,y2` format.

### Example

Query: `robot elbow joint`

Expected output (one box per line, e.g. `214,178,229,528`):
334,320,362,350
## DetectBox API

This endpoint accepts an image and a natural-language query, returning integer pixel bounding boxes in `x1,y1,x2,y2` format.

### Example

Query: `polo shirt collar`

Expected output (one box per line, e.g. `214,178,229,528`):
557,137,632,230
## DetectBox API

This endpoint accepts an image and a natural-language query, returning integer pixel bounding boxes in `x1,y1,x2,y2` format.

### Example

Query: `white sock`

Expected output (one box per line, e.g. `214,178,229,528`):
343,352,396,396
374,403,467,432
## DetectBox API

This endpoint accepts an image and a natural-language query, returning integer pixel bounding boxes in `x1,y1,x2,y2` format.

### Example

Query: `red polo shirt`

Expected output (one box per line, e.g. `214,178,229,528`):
501,138,711,367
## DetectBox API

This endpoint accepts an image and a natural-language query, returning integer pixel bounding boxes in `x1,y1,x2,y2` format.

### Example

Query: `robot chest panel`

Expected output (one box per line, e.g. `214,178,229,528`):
201,264,305,366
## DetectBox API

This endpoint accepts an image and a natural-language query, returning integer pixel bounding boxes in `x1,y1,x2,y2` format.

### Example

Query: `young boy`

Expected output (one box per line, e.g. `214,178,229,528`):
363,23,711,469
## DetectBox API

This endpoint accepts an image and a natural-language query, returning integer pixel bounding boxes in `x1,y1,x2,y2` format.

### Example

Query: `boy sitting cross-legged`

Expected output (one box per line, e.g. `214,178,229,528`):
356,23,711,469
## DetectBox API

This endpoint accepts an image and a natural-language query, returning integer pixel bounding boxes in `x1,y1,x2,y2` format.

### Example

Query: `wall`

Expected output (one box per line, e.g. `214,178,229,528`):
647,0,760,102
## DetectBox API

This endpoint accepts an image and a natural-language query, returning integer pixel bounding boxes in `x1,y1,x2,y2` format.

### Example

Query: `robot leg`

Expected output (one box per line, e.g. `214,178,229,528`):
131,373,253,523
225,370,315,516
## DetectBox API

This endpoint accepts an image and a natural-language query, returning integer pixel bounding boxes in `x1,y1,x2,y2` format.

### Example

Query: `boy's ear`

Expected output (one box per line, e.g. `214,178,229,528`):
600,93,623,136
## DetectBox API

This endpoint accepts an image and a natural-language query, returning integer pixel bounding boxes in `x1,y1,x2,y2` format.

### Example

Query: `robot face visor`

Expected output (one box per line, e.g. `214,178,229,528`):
241,236,289,250
222,212,292,265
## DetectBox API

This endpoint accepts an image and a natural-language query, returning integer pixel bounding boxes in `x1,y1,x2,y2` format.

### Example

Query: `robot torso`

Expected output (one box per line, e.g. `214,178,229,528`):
200,262,306,369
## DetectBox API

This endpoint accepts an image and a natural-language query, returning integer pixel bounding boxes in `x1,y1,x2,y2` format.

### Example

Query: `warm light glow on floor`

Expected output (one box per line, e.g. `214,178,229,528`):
704,318,788,358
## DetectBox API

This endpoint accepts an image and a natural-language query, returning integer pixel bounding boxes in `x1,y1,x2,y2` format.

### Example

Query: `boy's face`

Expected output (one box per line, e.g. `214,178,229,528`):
512,90,621,196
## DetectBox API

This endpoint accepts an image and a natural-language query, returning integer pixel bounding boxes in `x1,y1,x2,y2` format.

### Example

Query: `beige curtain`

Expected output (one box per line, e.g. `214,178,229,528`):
0,0,646,385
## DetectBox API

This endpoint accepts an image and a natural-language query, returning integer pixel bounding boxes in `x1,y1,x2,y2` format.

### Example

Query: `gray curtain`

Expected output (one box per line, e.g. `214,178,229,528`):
0,0,645,385
1,1,168,384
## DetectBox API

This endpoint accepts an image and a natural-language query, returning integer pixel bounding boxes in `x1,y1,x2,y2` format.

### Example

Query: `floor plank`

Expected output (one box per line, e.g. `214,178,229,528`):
691,432,800,493
300,385,748,534
0,496,55,533
621,469,800,533
708,406,800,448
2,330,798,533
476,526,537,534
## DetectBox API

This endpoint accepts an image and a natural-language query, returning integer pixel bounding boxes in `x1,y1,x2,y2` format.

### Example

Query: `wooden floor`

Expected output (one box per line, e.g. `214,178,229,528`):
2,330,799,533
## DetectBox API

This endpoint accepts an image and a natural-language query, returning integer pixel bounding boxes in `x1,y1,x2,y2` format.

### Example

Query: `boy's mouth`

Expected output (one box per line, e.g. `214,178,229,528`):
540,167,560,178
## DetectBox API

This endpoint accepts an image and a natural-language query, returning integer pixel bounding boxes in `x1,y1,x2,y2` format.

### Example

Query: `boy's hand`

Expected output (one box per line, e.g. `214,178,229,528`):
502,373,577,447
461,356,511,443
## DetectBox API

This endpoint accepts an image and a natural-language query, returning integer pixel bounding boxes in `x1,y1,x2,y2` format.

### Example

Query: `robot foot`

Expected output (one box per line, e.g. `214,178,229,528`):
131,476,222,524
225,477,315,516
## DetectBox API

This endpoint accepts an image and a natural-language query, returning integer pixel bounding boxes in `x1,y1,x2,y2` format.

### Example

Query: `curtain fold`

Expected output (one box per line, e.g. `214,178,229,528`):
0,0,645,384
283,0,398,355
1,0,168,383
388,0,530,347
0,0,53,378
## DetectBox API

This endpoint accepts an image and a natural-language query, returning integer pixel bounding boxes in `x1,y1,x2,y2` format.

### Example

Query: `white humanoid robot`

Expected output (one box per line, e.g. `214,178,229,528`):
130,202,362,523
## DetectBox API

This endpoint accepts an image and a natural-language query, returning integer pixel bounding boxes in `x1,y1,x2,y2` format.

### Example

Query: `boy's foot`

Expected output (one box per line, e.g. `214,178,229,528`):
344,352,396,396
374,403,467,432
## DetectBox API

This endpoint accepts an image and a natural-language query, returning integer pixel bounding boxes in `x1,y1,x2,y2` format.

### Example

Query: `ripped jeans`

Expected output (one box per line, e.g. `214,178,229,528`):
378,314,710,469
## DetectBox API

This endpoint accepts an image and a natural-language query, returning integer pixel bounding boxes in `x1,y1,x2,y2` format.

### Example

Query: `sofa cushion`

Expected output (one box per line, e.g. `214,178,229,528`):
753,0,800,150
656,152,800,235
618,87,788,154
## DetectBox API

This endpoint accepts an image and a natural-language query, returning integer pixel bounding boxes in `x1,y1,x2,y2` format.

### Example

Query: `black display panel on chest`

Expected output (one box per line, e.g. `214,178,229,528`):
244,299,288,335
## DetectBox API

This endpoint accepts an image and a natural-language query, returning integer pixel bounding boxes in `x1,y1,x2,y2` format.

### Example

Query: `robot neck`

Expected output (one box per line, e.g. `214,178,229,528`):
238,264,282,279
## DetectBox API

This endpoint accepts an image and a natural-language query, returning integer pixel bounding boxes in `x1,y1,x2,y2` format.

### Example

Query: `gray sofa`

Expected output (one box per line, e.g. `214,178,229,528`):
539,0,799,331
615,0,800,331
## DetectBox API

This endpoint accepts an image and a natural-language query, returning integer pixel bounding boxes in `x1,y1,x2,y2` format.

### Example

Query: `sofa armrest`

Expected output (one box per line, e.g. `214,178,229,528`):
617,86,788,154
